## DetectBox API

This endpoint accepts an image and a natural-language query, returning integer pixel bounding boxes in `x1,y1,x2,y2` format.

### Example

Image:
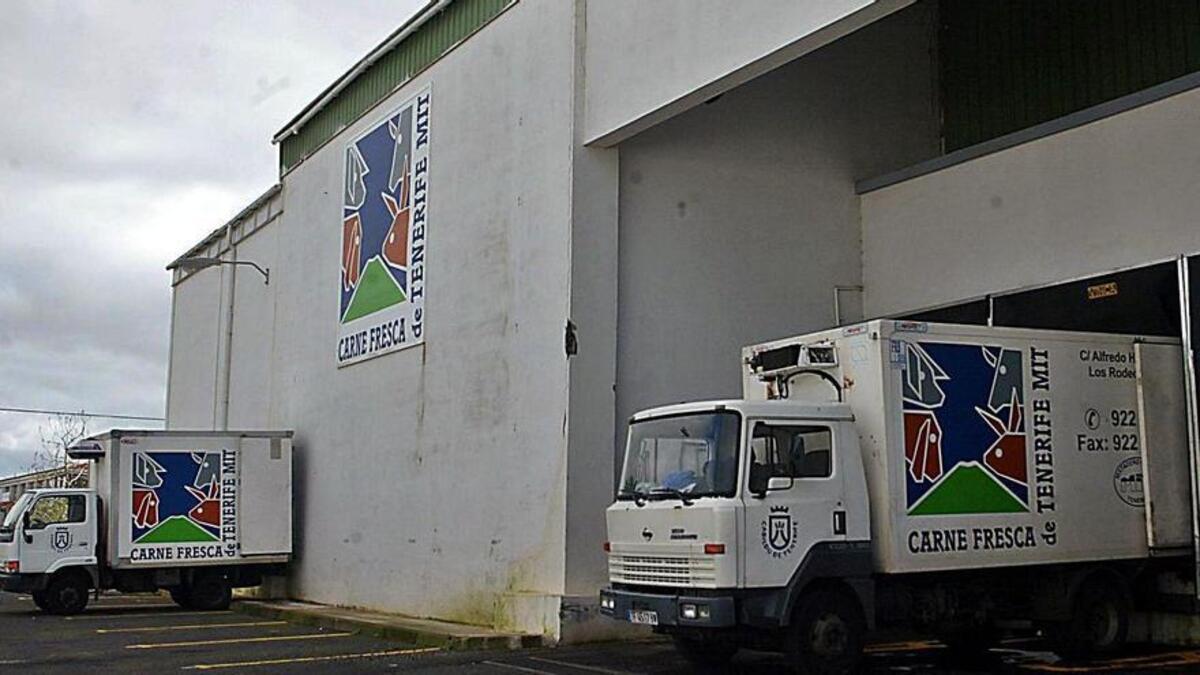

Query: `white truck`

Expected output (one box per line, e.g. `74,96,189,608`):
0,430,293,615
600,320,1194,672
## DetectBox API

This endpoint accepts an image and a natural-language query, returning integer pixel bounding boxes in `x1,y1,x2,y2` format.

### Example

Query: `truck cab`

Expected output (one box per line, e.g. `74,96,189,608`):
0,488,100,614
601,399,872,673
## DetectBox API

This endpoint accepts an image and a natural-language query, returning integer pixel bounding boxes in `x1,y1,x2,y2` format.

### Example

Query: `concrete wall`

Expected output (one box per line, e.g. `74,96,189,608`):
614,4,939,459
862,86,1200,317
240,0,575,635
583,0,914,145
166,266,222,428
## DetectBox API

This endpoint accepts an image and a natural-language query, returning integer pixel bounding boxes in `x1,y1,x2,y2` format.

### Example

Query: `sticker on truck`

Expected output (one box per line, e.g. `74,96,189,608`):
130,450,238,563
901,341,1030,517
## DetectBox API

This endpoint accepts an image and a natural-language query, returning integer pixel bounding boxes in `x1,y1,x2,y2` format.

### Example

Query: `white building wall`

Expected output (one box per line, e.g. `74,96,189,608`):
583,0,914,145
166,267,222,428
862,86,1200,317
250,0,577,634
225,224,279,430
614,5,939,451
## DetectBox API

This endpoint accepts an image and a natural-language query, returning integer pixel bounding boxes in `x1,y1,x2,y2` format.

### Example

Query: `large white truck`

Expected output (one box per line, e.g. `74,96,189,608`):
0,430,293,615
600,321,1195,673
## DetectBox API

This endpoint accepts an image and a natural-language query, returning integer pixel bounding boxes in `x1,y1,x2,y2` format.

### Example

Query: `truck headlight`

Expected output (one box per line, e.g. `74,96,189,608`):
600,596,614,610
680,603,710,621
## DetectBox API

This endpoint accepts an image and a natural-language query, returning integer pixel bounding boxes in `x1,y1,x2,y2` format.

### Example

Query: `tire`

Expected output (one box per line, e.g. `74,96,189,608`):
187,573,232,611
169,586,193,609
671,635,738,672
1049,578,1130,659
788,589,865,675
30,590,50,612
43,572,90,616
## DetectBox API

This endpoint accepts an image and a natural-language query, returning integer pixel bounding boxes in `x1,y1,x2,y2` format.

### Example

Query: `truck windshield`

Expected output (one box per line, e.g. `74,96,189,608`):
619,411,741,500
0,492,33,542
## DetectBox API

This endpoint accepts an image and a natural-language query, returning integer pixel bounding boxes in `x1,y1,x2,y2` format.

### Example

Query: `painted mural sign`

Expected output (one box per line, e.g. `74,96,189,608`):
129,450,238,563
338,86,431,366
901,341,1031,517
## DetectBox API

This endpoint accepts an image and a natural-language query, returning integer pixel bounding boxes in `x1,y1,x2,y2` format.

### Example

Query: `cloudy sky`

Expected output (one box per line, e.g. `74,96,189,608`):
0,0,426,476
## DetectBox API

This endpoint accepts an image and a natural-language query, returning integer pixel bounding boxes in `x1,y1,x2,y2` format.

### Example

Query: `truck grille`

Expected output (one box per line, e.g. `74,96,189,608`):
609,554,716,587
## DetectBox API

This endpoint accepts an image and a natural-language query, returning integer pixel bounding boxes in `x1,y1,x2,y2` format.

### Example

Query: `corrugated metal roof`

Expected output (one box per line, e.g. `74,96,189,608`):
275,0,514,174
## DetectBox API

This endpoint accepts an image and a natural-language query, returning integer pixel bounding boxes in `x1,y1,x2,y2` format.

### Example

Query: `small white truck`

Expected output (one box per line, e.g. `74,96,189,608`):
601,321,1194,672
0,430,293,615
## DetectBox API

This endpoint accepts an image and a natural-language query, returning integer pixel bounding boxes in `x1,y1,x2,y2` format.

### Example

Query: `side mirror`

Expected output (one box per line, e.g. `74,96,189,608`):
21,512,33,544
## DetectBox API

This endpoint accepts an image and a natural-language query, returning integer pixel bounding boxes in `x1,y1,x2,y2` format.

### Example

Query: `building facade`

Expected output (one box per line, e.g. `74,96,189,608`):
165,0,1200,639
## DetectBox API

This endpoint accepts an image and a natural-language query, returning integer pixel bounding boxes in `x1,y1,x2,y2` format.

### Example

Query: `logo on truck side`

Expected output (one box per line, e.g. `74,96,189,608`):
130,449,238,562
761,506,798,558
901,341,1031,516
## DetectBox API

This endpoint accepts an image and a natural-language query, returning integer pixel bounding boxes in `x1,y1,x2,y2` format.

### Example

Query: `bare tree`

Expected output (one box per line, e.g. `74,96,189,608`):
31,412,89,487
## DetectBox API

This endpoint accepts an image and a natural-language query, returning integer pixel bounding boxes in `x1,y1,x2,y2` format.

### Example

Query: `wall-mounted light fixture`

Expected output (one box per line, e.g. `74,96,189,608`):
168,257,270,285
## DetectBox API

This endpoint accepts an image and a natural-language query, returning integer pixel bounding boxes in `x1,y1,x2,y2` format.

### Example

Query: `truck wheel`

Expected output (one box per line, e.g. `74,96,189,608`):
169,586,193,609
671,635,737,671
187,573,232,611
30,590,50,612
788,589,865,675
43,572,90,615
1050,579,1129,659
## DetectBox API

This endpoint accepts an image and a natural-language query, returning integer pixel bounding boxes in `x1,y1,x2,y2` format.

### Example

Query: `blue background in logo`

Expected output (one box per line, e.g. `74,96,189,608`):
341,107,412,317
904,342,1028,507
132,452,219,541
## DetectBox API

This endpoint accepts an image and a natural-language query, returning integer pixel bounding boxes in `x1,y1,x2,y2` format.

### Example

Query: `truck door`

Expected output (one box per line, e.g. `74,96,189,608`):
742,420,845,588
20,493,93,574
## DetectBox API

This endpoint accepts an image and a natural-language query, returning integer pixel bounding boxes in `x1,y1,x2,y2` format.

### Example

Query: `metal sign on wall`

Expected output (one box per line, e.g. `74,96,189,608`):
338,85,431,366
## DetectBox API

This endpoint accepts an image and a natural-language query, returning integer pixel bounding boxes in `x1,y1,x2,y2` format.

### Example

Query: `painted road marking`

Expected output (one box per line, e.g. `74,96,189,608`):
483,661,557,675
864,639,943,654
0,660,27,666
182,647,440,670
98,620,286,634
126,631,353,650
67,610,234,621
1020,650,1200,672
80,603,176,611
527,656,635,674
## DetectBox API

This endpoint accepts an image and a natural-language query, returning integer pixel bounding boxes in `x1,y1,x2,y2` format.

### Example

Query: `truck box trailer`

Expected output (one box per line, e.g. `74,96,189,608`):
601,321,1193,673
0,430,292,614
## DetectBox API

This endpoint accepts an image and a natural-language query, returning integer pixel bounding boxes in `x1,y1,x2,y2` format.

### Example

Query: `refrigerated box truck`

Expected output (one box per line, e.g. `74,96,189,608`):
0,430,293,614
600,321,1194,672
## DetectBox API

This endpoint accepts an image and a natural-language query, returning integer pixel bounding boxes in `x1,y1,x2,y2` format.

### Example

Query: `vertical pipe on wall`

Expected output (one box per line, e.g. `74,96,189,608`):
1176,256,1200,599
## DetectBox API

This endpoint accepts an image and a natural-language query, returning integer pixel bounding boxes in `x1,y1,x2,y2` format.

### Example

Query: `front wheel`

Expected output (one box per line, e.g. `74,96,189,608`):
671,635,737,672
30,590,50,612
43,573,90,615
788,589,865,675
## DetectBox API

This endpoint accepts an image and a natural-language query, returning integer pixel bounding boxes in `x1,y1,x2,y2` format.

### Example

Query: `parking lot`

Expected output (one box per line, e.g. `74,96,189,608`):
6,592,1200,673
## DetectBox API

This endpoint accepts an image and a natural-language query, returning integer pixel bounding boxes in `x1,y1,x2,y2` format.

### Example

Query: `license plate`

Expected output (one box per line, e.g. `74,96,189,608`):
628,609,658,626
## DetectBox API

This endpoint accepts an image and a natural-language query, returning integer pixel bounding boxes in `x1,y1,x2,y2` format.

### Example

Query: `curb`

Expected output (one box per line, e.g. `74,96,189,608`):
235,601,542,651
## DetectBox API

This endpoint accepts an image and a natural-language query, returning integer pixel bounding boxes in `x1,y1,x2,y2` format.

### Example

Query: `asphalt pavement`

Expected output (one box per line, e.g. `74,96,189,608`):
4,591,1200,673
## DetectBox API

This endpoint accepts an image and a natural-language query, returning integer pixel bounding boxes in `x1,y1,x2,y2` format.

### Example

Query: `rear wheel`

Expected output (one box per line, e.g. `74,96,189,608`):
787,589,865,675
187,573,232,611
169,586,193,609
1049,578,1129,659
43,572,90,615
671,635,737,671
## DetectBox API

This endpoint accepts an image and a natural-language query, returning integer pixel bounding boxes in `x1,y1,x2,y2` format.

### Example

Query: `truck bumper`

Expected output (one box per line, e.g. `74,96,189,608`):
599,586,737,628
0,572,43,594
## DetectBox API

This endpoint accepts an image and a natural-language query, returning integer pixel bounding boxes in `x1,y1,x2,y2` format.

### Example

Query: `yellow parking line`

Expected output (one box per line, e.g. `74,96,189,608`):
126,631,353,650
81,603,176,611
527,656,633,674
98,620,286,634
1020,651,1200,672
67,610,234,621
864,640,943,653
182,647,440,670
